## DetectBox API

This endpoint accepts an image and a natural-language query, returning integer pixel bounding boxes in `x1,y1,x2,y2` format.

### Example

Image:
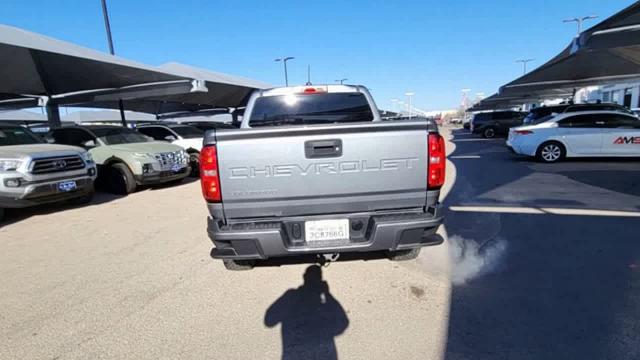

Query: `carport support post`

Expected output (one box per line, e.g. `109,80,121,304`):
45,103,62,129
118,99,127,127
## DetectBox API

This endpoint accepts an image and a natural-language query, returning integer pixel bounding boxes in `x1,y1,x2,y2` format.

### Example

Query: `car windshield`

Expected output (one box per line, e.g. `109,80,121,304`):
249,92,374,127
91,127,150,145
0,126,44,146
169,125,204,139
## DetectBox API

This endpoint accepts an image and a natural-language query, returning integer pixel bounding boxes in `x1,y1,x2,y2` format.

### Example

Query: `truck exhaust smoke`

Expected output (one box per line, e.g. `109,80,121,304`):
448,235,507,285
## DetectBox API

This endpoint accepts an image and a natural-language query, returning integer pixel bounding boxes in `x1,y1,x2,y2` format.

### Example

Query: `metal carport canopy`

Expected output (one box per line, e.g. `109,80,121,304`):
499,1,640,97
0,24,270,120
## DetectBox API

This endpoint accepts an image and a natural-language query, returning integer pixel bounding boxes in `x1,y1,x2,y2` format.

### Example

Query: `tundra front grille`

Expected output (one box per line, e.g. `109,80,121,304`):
31,155,85,174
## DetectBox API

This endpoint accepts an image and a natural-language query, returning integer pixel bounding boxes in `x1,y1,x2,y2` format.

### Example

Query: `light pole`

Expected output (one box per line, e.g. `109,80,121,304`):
335,78,348,85
405,92,415,119
563,15,598,36
275,57,294,86
515,59,534,75
461,89,471,124
100,0,127,127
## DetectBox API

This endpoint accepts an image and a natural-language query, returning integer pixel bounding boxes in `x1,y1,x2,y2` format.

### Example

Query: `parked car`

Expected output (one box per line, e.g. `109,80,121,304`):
463,116,471,130
46,125,189,194
200,85,446,270
507,110,640,163
470,110,526,138
523,102,635,125
0,122,97,221
137,123,204,176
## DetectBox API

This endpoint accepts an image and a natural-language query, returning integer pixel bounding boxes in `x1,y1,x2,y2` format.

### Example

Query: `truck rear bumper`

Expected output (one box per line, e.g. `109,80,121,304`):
208,205,443,260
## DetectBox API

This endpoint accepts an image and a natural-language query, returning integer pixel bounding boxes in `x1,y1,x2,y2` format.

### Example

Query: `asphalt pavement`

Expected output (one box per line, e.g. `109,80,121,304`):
444,127,640,360
1,126,639,359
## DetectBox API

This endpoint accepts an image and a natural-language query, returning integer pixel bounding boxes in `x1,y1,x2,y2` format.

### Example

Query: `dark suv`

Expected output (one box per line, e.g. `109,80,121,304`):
470,111,526,138
523,102,634,125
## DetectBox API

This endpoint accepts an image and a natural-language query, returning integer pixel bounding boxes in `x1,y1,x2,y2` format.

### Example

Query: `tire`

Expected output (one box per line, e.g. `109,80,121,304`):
482,127,496,138
188,151,200,177
223,259,256,271
108,163,137,195
387,248,421,261
536,141,566,163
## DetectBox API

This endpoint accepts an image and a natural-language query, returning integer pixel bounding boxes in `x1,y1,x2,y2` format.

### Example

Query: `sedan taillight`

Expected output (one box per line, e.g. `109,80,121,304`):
200,145,221,202
514,130,533,135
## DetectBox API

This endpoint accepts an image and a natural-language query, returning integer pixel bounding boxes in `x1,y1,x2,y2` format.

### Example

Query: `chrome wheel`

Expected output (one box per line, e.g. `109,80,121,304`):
541,144,562,162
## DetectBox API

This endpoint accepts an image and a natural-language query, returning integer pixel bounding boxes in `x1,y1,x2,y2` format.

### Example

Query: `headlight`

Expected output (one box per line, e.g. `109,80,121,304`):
0,159,22,171
133,152,155,159
81,152,94,163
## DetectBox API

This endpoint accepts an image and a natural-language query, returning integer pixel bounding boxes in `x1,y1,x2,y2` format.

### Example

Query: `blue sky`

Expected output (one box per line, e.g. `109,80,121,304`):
1,0,634,110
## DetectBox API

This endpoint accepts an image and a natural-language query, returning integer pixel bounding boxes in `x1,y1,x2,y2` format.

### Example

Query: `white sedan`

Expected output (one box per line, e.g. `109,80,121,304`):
507,110,640,163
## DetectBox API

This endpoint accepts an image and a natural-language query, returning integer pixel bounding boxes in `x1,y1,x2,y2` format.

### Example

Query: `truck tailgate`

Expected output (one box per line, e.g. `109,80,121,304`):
211,121,431,219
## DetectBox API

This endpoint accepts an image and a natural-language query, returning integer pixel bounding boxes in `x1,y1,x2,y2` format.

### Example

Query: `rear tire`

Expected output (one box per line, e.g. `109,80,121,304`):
536,141,566,163
388,248,421,261
482,127,496,138
108,163,137,195
223,259,255,271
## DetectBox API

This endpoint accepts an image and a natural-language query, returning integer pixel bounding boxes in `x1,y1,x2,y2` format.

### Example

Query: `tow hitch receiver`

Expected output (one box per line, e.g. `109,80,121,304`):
319,253,340,266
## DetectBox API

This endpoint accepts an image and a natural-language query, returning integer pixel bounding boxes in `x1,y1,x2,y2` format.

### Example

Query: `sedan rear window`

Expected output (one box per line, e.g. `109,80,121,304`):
249,93,374,127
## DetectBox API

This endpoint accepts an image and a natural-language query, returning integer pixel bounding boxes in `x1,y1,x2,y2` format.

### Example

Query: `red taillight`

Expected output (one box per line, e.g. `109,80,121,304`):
515,130,533,135
428,133,446,189
200,145,221,202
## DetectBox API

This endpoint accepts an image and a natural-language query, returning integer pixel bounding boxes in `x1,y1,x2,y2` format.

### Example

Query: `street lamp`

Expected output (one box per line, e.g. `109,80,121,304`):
515,59,535,75
405,92,415,119
335,78,348,85
275,57,295,86
563,15,598,36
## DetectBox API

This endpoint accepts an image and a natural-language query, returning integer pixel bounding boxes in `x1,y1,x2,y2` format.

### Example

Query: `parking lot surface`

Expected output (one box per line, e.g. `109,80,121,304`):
1,127,640,359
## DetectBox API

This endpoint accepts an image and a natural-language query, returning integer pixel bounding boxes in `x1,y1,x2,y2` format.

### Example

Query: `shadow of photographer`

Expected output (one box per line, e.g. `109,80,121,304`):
265,265,349,360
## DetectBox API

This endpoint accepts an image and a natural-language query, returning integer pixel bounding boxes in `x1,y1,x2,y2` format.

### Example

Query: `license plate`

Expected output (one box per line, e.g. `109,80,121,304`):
305,219,350,242
171,164,184,172
58,180,77,192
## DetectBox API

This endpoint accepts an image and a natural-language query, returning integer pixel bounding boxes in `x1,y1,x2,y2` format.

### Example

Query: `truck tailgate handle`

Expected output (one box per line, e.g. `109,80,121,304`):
305,139,343,158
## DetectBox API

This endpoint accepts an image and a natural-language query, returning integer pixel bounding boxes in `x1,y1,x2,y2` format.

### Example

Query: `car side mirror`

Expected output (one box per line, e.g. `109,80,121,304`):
164,135,177,142
82,139,96,148
46,138,55,144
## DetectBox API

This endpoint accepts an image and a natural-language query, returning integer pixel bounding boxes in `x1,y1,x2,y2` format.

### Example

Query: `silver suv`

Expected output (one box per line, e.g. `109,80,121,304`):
0,123,97,221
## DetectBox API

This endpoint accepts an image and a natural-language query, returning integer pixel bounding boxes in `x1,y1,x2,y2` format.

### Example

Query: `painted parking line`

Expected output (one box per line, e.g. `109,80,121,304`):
449,155,481,159
449,205,640,218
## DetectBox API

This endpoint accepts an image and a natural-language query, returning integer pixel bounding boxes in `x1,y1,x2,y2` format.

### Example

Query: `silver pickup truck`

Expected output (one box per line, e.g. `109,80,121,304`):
0,122,97,221
199,85,446,270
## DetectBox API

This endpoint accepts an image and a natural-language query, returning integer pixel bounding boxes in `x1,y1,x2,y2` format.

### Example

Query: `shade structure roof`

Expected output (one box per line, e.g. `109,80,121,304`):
0,24,270,114
471,2,640,111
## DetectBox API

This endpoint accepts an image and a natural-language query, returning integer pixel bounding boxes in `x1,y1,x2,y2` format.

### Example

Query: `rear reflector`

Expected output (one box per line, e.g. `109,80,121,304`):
200,146,221,202
428,133,446,189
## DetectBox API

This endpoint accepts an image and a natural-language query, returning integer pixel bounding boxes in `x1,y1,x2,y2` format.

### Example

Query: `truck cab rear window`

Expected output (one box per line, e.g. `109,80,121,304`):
249,93,373,127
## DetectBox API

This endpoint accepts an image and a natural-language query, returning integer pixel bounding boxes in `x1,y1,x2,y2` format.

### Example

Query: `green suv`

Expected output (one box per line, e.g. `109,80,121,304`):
47,125,190,194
